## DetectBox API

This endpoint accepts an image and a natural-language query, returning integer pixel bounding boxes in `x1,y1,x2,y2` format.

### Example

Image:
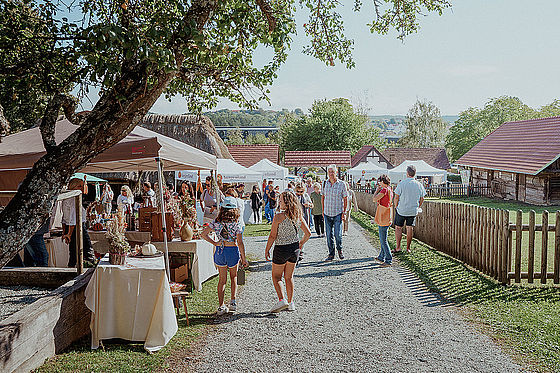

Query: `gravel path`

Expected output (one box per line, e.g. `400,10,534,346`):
190,221,522,373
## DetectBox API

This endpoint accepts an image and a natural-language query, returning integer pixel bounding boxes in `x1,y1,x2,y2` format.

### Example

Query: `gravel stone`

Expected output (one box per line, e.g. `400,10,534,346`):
190,222,522,373
0,285,51,320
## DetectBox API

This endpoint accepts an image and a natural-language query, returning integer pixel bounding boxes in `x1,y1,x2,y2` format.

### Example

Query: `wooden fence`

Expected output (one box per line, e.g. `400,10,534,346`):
413,201,560,285
352,183,490,198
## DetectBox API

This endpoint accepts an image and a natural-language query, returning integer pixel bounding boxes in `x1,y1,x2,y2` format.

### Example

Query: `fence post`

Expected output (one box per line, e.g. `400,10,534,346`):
554,211,560,285
501,209,510,284
528,210,536,283
515,210,522,283
541,211,549,284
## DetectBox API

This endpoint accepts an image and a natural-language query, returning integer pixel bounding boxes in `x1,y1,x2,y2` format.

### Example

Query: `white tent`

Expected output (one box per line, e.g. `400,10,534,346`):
248,158,288,180
347,162,387,180
388,160,447,184
176,158,262,184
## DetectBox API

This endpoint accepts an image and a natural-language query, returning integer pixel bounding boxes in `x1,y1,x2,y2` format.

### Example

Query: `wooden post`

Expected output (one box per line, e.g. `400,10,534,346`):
554,211,560,285
501,209,510,284
541,210,549,284
528,210,536,283
514,210,522,283
75,193,84,275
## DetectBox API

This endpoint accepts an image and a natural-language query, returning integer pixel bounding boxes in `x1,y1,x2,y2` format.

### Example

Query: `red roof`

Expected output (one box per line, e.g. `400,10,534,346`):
351,145,392,168
227,144,279,167
284,151,351,168
382,147,450,170
455,116,560,175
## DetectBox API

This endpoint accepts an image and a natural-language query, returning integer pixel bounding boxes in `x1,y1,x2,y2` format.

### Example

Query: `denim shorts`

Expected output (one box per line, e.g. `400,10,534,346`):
214,245,240,268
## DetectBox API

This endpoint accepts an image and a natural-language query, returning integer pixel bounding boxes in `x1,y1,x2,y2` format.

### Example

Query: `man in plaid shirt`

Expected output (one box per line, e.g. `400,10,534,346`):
321,164,348,261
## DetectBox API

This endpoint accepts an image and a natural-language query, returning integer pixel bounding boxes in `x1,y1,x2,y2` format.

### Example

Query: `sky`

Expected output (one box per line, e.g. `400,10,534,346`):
117,1,560,116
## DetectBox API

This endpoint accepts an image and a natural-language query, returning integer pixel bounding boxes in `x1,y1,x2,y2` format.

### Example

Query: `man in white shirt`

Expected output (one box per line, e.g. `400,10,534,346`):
393,165,426,253
142,182,156,207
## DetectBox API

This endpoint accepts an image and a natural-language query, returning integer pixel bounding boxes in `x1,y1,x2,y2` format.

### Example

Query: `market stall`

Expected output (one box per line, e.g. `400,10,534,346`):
388,160,447,184
347,162,387,181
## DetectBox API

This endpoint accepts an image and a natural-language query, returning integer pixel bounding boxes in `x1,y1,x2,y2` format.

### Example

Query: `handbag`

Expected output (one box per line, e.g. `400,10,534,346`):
374,189,393,227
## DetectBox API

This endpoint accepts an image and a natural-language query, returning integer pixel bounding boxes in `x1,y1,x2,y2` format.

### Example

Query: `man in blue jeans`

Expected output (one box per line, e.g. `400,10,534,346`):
321,164,348,261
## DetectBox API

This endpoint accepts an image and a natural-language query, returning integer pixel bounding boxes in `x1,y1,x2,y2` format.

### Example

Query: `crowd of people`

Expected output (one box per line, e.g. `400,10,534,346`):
199,163,431,316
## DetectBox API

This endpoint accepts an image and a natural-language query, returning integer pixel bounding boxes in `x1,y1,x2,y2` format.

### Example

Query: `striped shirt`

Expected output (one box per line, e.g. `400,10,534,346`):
322,178,348,217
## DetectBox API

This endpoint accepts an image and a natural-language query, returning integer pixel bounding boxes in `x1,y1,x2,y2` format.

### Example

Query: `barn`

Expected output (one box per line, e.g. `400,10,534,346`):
455,116,560,205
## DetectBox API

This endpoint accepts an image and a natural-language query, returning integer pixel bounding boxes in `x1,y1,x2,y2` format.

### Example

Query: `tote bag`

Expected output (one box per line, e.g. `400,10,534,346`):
374,189,393,227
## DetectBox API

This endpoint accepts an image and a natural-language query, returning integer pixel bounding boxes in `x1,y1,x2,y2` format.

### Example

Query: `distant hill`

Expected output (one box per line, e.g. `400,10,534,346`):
202,109,458,128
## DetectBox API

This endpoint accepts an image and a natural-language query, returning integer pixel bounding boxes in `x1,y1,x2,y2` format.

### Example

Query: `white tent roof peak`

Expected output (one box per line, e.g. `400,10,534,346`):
248,158,289,179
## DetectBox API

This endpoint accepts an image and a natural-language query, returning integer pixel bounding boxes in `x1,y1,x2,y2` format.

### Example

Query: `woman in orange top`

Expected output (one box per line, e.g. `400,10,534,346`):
372,174,393,266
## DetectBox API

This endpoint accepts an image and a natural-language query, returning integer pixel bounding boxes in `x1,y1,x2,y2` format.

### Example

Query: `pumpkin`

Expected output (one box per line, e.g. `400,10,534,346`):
142,242,157,256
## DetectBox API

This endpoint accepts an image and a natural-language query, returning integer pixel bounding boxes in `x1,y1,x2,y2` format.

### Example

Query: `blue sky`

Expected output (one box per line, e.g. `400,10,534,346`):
144,1,560,115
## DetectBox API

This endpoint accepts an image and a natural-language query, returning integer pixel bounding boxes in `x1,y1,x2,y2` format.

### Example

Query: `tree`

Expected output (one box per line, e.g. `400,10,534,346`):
445,96,560,161
399,99,447,148
225,128,244,145
280,98,386,154
0,0,451,267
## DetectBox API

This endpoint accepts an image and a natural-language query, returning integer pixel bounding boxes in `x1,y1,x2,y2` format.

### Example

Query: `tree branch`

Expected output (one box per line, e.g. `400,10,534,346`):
39,93,77,153
0,103,10,142
256,0,277,32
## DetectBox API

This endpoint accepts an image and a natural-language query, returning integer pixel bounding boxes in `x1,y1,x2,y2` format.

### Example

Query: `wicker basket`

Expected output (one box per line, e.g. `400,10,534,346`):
109,252,127,265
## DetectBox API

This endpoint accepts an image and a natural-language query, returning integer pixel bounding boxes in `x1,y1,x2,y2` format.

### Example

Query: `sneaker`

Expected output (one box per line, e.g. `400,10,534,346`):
287,301,296,312
380,262,392,267
217,305,229,315
325,255,335,262
229,300,237,312
375,257,384,263
338,250,345,260
270,299,289,313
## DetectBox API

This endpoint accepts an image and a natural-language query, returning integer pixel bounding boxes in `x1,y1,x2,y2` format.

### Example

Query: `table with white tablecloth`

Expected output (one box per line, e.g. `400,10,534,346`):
45,236,68,267
84,254,178,352
152,239,217,291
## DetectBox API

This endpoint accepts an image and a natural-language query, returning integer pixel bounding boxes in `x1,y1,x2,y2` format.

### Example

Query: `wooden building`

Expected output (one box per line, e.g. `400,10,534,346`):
351,145,392,169
455,117,560,205
382,147,451,170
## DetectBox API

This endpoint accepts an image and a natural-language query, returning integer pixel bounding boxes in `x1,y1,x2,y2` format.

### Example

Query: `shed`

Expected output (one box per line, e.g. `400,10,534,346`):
382,147,450,170
227,144,280,167
283,150,351,175
455,116,560,205
351,145,392,169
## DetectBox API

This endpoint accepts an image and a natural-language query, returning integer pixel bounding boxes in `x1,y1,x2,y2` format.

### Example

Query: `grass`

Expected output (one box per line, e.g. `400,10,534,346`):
352,209,560,372
426,196,560,279
243,222,271,237
36,275,228,373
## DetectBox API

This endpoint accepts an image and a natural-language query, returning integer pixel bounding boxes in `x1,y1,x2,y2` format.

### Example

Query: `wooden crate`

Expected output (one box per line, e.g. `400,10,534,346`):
150,212,174,242
138,207,157,232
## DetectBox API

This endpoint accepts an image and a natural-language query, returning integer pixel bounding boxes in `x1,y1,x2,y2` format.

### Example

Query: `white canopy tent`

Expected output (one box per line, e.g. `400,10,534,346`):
248,158,288,180
175,158,262,184
388,160,447,184
347,162,387,180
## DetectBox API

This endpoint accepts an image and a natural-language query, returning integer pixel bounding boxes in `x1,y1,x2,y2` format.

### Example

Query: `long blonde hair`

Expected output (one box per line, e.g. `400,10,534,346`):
281,191,302,222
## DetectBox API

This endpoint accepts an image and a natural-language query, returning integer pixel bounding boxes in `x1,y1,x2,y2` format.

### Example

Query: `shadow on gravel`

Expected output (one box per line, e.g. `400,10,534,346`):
213,311,279,324
393,266,452,308
294,260,378,278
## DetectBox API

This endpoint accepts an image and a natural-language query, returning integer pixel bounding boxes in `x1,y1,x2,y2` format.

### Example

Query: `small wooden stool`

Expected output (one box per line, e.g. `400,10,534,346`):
171,291,190,326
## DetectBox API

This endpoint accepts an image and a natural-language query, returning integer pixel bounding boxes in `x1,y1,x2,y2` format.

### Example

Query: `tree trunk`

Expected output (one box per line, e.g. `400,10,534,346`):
0,65,175,268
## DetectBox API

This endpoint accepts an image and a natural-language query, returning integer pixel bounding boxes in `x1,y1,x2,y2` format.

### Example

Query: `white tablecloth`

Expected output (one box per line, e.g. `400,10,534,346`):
84,255,178,352
153,239,217,291
45,236,68,267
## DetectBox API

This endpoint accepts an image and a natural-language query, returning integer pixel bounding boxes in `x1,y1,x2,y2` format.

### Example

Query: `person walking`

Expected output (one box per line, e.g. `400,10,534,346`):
201,176,223,224
372,174,393,266
264,180,274,223
201,196,248,315
394,165,426,253
342,181,358,236
100,183,114,215
264,191,311,312
295,183,313,261
268,185,279,221
310,182,324,237
322,164,348,261
305,177,315,230
250,185,263,224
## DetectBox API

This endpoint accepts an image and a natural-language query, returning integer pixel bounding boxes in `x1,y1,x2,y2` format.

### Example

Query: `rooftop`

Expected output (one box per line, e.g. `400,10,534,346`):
227,144,280,167
284,150,351,168
382,147,450,170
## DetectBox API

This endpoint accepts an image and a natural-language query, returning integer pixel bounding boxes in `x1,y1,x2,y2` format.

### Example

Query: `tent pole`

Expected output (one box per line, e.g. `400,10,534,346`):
156,157,171,280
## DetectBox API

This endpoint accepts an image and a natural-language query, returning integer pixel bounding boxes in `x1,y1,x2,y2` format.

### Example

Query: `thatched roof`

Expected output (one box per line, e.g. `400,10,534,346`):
141,114,232,159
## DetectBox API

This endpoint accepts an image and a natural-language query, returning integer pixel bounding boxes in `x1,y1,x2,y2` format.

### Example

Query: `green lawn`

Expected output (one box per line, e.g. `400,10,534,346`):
352,209,560,372
427,197,560,280
244,222,271,237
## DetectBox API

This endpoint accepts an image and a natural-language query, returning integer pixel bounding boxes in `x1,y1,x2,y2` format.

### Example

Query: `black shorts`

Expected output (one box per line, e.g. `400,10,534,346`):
272,242,300,265
394,212,416,227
